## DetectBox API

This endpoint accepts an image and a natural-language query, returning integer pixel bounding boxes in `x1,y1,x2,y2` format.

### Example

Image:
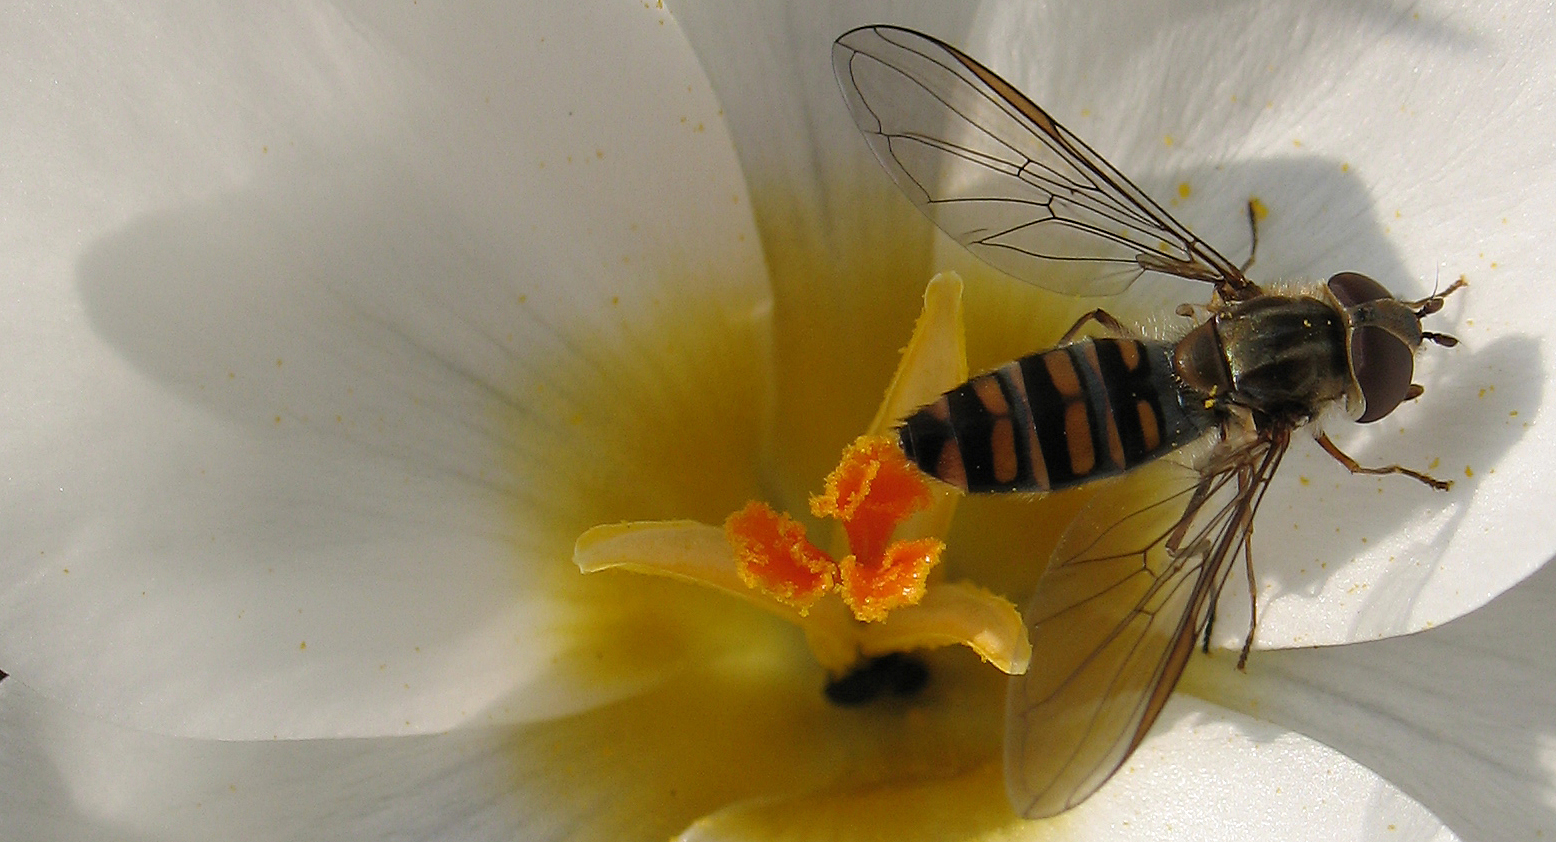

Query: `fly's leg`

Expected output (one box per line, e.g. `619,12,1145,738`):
1206,533,1258,667
1057,308,1130,344
1168,470,1220,556
1177,470,1224,656
1315,431,1452,491
1203,448,1262,666
1201,600,1216,655
1239,199,1261,273
1237,537,1256,670
1207,485,1260,669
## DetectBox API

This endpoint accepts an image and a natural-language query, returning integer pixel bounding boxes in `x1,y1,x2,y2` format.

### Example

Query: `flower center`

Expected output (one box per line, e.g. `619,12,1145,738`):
573,274,1030,677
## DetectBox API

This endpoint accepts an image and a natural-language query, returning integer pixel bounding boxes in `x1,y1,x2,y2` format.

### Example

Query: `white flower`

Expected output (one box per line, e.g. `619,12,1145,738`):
2,0,1554,839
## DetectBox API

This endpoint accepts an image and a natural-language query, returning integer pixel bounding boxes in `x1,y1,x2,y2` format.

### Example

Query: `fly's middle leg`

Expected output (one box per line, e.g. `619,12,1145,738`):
1314,431,1452,491
1239,198,1261,273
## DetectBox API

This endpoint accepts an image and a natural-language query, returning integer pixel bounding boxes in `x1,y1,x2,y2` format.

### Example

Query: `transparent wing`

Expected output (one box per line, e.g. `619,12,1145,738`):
832,25,1251,298
1004,431,1290,817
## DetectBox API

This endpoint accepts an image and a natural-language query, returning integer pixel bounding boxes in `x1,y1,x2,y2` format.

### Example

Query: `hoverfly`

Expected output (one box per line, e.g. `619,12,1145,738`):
832,25,1461,818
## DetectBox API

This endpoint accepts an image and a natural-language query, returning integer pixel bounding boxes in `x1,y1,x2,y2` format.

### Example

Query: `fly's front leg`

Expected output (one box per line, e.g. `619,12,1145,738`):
1057,309,1130,344
1314,431,1452,491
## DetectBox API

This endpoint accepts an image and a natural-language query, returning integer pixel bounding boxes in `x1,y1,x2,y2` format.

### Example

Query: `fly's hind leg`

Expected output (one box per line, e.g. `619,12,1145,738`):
1237,538,1256,670
1173,471,1222,656
1058,309,1130,344
1199,541,1257,670
1315,431,1452,491
1201,605,1216,655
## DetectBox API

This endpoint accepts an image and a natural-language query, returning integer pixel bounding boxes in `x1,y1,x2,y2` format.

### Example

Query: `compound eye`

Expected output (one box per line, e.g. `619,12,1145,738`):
1352,325,1415,423
1328,272,1391,307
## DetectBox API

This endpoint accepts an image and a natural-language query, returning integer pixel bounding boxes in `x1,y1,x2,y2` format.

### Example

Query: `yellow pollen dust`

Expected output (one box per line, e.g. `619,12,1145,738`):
726,435,944,621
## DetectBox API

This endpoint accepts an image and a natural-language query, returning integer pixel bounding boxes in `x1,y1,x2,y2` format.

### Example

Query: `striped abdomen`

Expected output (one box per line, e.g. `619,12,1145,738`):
897,338,1215,492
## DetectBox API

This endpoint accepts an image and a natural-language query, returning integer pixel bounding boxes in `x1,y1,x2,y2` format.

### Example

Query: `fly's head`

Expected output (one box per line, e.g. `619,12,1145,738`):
1328,271,1465,423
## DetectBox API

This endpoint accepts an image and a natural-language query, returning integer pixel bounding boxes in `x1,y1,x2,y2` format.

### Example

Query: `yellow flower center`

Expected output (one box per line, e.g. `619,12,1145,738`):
574,274,1030,676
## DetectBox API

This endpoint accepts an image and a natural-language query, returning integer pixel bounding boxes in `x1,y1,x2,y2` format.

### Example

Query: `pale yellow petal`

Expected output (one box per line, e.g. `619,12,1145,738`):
574,521,799,620
855,582,1031,675
861,273,970,545
866,272,969,435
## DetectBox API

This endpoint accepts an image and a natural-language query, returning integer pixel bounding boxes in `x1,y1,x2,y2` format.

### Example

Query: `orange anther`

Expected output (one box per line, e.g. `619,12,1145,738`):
838,538,945,622
812,435,934,566
726,501,836,612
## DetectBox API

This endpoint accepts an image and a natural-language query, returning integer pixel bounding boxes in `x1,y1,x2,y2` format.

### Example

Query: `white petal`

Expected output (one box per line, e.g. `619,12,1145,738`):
1046,696,1457,842
678,695,1454,842
1184,555,1556,842
0,676,524,841
3,668,1455,842
3,672,645,842
1,2,768,737
672,0,1556,645
0,649,963,842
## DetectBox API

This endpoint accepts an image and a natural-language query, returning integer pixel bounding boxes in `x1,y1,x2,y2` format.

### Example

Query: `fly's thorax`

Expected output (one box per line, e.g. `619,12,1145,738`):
898,338,1216,493
1221,295,1352,420
1177,294,1352,423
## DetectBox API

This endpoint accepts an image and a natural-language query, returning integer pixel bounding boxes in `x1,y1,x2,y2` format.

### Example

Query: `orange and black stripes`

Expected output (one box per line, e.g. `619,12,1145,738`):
898,338,1215,492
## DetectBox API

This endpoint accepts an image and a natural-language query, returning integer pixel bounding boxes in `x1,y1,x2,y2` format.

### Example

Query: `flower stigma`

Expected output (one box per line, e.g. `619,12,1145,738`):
574,274,1031,679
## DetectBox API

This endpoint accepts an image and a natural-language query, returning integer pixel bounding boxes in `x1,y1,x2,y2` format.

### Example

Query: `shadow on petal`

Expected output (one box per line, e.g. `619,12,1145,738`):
57,156,773,736
937,153,1540,645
